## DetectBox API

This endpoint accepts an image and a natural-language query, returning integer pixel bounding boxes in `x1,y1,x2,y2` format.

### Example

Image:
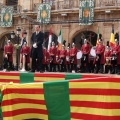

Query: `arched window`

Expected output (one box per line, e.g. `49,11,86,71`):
6,0,18,6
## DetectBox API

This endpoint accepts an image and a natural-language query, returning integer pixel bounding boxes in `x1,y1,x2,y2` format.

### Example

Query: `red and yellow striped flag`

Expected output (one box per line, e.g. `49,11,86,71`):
1,77,120,120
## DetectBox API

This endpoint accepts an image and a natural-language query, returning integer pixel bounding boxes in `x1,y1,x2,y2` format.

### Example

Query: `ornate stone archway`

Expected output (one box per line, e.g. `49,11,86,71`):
0,33,17,66
69,26,97,49
72,31,97,49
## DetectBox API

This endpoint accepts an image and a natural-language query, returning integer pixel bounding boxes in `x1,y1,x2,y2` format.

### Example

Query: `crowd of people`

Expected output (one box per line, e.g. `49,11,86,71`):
3,25,120,75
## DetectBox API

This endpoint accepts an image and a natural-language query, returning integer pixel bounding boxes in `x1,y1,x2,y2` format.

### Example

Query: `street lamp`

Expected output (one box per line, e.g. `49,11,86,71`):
11,27,21,71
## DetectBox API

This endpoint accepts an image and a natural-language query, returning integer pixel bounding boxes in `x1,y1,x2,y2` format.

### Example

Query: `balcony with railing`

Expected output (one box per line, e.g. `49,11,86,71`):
95,0,120,8
0,4,22,14
33,0,120,12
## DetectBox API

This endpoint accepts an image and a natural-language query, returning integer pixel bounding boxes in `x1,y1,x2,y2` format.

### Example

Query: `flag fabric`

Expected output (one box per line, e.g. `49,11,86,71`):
1,77,120,120
1,6,13,27
37,4,51,23
0,72,82,84
109,25,115,47
48,28,52,50
57,29,63,50
96,26,100,46
79,0,94,25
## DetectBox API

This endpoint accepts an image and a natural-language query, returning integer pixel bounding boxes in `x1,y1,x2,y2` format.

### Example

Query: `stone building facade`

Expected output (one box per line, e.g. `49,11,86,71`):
0,0,120,65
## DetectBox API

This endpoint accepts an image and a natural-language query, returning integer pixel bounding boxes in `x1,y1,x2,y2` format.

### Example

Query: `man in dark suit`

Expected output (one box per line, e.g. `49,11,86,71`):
30,25,44,72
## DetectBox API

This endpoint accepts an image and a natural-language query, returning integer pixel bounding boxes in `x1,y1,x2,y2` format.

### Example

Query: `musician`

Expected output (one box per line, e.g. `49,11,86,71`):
111,39,120,74
20,42,30,71
66,43,71,72
104,46,112,73
3,40,14,71
49,42,57,72
89,46,96,73
70,42,78,72
55,45,60,72
59,44,67,72
81,39,90,73
42,46,50,72
30,25,44,72
95,39,105,73
20,30,27,49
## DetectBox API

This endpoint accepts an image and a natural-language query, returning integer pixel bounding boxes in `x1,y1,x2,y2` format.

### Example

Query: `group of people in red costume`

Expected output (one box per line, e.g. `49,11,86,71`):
80,38,120,74
3,30,120,74
43,41,78,72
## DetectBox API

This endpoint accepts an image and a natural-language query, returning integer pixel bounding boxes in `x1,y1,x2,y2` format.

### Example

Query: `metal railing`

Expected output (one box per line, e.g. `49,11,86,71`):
33,0,120,11
95,0,120,8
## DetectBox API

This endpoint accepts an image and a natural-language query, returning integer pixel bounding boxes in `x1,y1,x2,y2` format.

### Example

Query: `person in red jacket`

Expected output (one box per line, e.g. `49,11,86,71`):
55,45,60,72
20,42,30,71
81,39,90,73
95,39,105,73
42,46,50,72
111,39,120,74
70,42,78,72
3,40,14,71
66,43,71,72
59,44,67,72
104,46,112,73
49,42,57,72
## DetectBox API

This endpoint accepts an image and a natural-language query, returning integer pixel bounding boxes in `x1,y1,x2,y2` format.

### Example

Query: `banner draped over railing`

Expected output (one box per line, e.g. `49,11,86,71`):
79,0,94,25
0,6,13,27
37,3,51,24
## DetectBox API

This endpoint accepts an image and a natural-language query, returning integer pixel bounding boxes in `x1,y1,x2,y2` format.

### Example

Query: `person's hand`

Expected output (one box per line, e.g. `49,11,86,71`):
33,43,37,48
5,54,8,58
113,51,116,54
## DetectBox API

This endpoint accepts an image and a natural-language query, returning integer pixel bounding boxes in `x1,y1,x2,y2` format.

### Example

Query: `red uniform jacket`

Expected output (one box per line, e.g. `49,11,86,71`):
81,44,90,62
66,50,70,65
20,46,30,63
60,49,67,64
49,46,57,64
111,45,120,64
70,47,78,64
104,50,111,64
95,45,105,64
4,44,14,62
42,48,50,64
55,49,60,64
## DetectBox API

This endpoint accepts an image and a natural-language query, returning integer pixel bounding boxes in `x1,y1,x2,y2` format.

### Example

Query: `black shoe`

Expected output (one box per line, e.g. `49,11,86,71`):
117,72,120,75
40,70,44,73
30,69,35,72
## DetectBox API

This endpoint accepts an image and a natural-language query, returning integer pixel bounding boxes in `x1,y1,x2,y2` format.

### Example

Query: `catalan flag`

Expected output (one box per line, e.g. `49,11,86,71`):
1,77,120,120
109,24,115,47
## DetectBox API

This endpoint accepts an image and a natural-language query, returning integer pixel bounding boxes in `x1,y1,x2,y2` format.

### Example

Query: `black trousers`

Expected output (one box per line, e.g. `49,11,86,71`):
3,58,12,70
95,54,101,73
81,54,89,73
105,65,111,73
50,56,56,72
66,64,70,72
71,64,77,72
111,60,117,74
31,49,42,71
42,64,49,71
